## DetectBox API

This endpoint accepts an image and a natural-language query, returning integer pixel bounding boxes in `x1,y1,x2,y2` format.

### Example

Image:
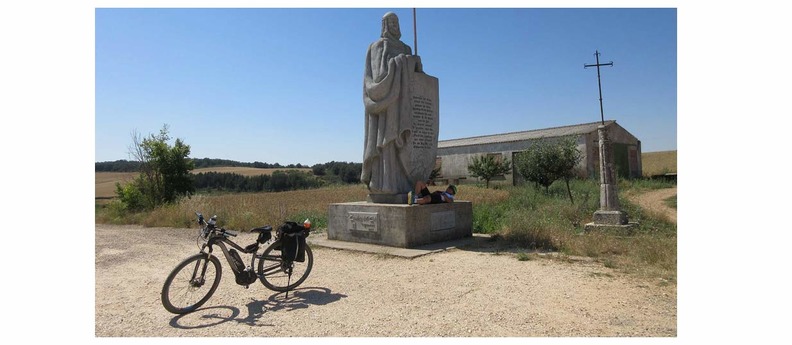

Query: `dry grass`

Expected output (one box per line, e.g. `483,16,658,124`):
138,184,370,230
97,182,501,230
642,150,677,177
452,184,510,205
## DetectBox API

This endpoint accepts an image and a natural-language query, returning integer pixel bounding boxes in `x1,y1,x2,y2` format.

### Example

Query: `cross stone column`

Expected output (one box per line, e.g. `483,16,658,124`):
591,125,628,225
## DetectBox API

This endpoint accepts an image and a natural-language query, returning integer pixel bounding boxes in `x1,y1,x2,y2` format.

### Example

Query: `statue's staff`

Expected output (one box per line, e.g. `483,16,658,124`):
413,8,418,55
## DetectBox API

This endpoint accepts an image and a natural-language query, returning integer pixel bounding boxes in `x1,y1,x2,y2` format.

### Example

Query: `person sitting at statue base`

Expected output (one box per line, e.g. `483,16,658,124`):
409,180,457,205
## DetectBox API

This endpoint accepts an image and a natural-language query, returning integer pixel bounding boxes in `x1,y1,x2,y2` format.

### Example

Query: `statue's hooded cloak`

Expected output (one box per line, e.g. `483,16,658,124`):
361,13,420,194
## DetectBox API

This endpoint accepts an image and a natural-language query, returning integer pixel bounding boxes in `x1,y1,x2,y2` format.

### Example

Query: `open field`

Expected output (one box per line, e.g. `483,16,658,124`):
95,167,311,200
642,150,677,177
95,172,138,199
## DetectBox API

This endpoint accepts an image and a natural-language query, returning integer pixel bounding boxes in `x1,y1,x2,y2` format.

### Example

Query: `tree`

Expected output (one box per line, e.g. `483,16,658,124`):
514,137,582,203
467,154,512,188
116,125,194,210
556,137,584,204
311,164,327,176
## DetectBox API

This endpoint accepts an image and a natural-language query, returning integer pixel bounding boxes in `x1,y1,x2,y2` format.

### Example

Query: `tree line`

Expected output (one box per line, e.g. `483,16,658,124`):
96,158,309,172
310,161,361,184
95,160,142,172
192,162,362,192
192,158,308,169
193,170,323,193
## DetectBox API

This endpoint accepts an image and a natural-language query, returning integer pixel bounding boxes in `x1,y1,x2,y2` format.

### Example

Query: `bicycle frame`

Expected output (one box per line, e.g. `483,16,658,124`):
200,228,287,279
202,233,257,274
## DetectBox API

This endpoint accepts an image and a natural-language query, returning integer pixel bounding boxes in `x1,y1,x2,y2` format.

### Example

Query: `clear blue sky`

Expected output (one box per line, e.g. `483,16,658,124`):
95,7,676,165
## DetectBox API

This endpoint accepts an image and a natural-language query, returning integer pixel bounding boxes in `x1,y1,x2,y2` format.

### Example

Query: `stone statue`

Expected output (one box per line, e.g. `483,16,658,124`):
361,12,425,199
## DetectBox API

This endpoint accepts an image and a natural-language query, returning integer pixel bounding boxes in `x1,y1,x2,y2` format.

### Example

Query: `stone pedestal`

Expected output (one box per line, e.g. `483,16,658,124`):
585,210,637,235
328,201,473,248
584,221,638,236
593,210,628,225
367,193,408,204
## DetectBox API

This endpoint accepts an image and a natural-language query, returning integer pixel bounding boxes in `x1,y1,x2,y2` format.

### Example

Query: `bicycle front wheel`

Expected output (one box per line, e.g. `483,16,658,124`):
161,253,222,314
258,240,313,292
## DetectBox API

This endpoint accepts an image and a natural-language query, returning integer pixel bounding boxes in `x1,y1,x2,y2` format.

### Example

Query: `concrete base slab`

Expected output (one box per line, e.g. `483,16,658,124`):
328,201,473,248
584,222,639,236
592,210,629,225
308,231,488,258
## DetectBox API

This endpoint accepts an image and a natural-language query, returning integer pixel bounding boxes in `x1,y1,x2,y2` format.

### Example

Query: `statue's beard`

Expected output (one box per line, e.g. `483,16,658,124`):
384,29,401,40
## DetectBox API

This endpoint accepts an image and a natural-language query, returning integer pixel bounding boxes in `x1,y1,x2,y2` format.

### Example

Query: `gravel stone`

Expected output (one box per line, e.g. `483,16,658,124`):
95,224,677,337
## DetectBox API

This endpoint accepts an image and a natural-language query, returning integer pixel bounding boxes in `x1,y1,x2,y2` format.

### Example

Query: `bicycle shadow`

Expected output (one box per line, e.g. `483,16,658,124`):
168,286,347,329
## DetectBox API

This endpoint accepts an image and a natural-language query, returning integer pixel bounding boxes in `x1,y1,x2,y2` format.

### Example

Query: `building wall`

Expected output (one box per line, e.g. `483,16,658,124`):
436,136,588,186
436,122,642,185
584,124,642,179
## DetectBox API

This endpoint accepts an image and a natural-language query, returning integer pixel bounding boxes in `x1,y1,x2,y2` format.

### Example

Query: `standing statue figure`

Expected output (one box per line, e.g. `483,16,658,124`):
361,12,424,198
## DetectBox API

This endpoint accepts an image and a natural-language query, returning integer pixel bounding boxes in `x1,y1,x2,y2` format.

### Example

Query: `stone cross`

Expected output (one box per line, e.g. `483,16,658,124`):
584,51,633,230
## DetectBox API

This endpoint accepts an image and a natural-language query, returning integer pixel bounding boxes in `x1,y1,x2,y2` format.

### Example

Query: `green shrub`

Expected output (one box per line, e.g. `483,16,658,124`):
472,203,506,234
115,181,145,211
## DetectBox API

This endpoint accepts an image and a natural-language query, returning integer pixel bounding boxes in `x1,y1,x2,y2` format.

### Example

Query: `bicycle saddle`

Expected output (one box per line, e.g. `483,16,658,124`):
251,225,272,233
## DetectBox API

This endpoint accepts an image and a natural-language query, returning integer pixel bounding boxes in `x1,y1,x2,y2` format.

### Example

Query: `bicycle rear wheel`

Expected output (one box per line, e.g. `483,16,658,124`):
161,253,222,314
258,240,313,292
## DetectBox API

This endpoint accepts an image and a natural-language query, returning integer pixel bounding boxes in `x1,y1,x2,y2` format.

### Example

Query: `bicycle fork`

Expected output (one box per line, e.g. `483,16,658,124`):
189,253,212,287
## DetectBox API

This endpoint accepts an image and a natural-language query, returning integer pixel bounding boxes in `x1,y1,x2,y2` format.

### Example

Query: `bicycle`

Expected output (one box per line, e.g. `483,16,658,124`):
161,212,314,314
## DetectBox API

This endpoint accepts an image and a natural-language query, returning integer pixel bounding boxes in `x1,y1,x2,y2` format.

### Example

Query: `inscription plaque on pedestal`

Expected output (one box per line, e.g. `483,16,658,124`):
347,212,379,232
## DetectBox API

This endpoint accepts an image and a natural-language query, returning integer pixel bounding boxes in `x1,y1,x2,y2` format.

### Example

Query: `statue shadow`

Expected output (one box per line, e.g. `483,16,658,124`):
168,286,347,329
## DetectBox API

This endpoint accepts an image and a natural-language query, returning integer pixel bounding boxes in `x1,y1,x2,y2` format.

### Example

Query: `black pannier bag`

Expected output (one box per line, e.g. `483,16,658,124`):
278,221,308,262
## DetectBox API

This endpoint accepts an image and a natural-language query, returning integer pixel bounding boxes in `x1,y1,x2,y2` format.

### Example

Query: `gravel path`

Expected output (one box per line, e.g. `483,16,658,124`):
628,187,677,224
95,223,676,337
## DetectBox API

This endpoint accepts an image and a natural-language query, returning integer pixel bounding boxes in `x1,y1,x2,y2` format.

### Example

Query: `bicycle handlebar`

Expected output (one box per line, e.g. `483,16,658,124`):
195,211,239,237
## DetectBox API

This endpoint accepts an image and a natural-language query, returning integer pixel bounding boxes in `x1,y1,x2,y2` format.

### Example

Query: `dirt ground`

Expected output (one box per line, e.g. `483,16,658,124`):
628,187,677,224
95,186,678,337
